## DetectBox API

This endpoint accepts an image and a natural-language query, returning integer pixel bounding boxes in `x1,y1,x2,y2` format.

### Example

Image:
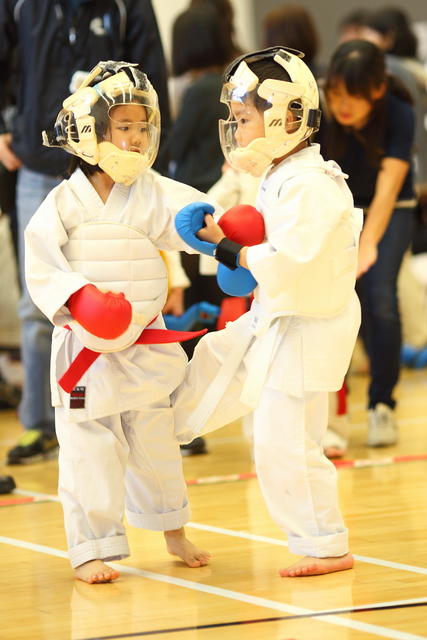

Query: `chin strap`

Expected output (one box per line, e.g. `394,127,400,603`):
307,108,322,129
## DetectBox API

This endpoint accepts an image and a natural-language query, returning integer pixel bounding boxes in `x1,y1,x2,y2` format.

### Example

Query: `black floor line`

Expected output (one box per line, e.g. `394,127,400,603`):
82,599,427,639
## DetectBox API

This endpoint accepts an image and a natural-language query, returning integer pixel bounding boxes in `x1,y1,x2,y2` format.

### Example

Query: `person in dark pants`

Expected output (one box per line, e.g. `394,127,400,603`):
318,39,415,446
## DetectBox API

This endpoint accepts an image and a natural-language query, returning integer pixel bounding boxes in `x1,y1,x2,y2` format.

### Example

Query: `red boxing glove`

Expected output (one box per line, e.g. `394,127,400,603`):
218,204,265,247
67,284,132,339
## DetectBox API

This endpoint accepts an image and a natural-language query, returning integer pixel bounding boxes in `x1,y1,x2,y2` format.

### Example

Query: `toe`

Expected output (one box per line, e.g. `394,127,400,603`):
196,552,210,565
189,556,202,567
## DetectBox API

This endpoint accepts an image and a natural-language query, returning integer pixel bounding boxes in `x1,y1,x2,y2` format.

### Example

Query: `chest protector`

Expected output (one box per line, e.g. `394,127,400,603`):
62,222,168,352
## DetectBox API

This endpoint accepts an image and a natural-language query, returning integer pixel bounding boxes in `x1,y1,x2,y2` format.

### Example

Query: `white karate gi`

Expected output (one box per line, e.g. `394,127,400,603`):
173,144,362,558
25,167,218,568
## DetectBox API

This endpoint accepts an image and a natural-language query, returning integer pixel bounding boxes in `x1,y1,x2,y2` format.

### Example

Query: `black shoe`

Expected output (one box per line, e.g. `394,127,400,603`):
0,475,16,494
7,429,59,464
180,436,208,456
0,379,21,410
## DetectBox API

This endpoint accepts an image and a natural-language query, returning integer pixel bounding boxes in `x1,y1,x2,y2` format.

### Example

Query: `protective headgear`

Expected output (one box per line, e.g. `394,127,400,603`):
219,47,321,176
42,61,160,185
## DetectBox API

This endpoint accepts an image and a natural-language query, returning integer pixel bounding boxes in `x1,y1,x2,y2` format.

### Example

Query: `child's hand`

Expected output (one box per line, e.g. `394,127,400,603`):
196,214,225,245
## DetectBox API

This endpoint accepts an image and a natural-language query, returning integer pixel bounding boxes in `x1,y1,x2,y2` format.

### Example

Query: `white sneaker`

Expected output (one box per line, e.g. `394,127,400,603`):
367,403,398,447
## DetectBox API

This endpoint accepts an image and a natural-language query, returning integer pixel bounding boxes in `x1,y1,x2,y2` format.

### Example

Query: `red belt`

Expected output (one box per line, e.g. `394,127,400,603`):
59,324,207,393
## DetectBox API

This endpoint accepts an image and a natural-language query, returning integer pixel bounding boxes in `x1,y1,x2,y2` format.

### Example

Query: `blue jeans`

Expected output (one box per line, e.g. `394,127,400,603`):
17,168,62,433
357,207,414,409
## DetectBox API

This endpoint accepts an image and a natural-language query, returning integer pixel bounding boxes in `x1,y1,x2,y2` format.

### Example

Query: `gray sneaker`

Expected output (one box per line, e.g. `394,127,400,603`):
367,403,398,447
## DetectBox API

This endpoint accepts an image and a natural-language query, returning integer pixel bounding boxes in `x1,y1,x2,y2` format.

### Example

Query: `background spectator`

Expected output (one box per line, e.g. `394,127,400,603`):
319,39,416,447
262,4,321,75
361,7,427,201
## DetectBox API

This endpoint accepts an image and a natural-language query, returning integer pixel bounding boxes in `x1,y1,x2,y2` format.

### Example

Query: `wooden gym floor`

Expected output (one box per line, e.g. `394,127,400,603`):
0,367,427,640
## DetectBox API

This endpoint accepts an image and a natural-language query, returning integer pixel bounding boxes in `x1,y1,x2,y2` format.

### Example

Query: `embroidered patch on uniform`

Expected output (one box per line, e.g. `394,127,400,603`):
70,386,86,409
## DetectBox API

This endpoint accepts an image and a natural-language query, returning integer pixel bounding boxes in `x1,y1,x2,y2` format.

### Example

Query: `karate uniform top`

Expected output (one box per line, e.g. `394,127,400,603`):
173,144,363,437
24,167,218,422
207,143,362,408
244,143,362,397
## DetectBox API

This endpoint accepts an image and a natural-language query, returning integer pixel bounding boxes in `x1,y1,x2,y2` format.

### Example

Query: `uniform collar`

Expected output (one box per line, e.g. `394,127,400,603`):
69,168,130,218
266,143,323,178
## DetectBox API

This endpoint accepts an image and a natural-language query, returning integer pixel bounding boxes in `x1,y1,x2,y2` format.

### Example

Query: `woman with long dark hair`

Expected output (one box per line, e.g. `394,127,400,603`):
319,39,416,446
362,7,427,196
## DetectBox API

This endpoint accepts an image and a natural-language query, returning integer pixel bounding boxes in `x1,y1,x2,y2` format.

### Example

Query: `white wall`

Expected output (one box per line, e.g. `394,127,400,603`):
151,0,256,67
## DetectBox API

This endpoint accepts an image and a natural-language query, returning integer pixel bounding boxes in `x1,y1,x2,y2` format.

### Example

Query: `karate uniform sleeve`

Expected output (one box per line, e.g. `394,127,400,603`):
24,192,92,326
246,176,349,298
147,173,223,253
207,168,261,210
206,167,242,210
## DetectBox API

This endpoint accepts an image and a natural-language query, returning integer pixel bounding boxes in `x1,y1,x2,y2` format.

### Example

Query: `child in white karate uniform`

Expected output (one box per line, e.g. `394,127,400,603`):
24,61,215,583
173,47,362,577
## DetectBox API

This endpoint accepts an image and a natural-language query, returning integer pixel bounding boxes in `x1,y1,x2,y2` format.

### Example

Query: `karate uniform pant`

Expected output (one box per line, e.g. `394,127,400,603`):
253,388,348,558
55,397,190,568
173,317,348,558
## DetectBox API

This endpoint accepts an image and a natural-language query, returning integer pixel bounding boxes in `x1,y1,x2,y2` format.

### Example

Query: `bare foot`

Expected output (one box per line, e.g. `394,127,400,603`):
75,559,120,584
324,445,346,459
164,528,211,567
279,553,354,577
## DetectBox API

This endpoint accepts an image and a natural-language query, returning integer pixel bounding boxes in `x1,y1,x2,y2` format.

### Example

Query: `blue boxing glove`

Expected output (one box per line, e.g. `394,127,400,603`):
175,202,217,256
217,263,258,296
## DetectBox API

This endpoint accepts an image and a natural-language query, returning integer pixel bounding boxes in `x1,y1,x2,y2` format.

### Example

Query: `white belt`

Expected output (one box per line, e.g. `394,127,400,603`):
240,318,283,408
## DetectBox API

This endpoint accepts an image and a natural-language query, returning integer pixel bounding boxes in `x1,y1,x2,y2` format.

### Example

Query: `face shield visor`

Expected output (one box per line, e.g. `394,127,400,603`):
218,49,321,176
95,83,160,184
106,103,155,155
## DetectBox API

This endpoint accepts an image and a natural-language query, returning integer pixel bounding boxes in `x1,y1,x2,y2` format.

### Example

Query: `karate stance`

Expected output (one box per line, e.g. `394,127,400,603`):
174,47,362,577
24,61,214,583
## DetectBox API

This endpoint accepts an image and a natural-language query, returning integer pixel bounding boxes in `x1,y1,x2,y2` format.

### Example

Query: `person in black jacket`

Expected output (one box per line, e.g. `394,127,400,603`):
0,0,171,464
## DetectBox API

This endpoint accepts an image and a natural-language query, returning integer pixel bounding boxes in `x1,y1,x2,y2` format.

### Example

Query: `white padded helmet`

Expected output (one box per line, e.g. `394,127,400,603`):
219,47,321,176
42,61,160,185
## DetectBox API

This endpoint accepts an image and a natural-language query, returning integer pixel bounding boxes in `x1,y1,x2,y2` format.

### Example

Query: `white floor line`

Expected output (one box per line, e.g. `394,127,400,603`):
353,554,427,576
13,488,427,577
0,535,425,640
186,522,427,576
